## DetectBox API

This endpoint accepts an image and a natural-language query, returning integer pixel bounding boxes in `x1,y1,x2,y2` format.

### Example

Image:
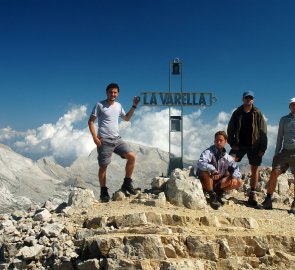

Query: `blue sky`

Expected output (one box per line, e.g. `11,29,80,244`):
0,0,295,166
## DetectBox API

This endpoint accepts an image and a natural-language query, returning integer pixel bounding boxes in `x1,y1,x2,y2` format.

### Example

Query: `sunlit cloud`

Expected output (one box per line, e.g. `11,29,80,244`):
0,105,94,166
121,107,278,164
0,105,278,167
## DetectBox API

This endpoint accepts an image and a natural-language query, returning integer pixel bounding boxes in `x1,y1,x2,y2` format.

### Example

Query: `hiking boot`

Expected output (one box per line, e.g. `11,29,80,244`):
262,196,273,210
208,192,222,210
216,190,225,206
121,178,137,195
247,191,258,206
100,187,110,203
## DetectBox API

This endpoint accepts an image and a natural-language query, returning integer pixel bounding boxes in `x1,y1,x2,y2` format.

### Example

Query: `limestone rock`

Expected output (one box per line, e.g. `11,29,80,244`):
16,244,44,260
67,188,95,208
124,235,167,260
230,217,259,229
41,223,64,237
33,208,51,221
165,168,207,210
1,168,295,270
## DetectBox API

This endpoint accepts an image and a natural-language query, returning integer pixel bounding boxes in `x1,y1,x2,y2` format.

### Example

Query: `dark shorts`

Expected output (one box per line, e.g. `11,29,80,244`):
229,146,262,166
272,149,295,173
97,137,131,167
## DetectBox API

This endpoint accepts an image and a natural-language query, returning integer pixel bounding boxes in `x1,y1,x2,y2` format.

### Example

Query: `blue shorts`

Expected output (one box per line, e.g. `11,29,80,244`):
97,137,131,167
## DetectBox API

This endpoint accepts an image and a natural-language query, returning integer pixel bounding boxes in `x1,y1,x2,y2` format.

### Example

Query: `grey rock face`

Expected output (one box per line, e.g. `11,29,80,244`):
0,186,295,269
0,142,173,213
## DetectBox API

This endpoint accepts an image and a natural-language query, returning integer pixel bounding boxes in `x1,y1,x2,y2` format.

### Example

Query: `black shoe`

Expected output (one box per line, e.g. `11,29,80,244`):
208,192,222,210
100,187,110,202
121,178,137,195
216,190,225,206
262,196,273,210
247,191,258,206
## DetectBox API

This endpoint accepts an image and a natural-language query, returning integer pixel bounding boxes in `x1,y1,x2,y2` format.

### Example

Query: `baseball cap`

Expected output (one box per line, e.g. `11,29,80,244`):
289,97,295,104
242,91,254,99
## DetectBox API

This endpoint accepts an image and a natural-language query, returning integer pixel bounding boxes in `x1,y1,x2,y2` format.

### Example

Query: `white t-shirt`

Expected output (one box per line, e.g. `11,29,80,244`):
91,100,126,138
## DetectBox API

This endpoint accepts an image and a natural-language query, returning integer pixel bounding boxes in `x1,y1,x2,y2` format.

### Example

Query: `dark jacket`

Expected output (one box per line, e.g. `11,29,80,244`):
227,105,268,152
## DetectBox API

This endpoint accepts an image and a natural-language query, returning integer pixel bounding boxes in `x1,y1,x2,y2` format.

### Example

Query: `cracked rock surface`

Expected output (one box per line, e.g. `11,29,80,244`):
1,167,295,270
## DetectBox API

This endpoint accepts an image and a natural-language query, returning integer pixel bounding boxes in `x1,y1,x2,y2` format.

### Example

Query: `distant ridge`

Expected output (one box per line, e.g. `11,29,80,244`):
0,142,179,213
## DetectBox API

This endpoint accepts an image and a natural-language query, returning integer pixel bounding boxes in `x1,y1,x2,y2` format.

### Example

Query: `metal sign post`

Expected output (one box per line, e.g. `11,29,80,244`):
169,58,183,175
140,58,217,175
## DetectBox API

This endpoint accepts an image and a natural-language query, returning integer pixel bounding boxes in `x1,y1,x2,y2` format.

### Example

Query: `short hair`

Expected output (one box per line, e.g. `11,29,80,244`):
106,83,120,93
214,131,228,140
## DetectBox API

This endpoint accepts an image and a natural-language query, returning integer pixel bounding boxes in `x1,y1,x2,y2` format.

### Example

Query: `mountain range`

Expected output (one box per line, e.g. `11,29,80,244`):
0,142,171,213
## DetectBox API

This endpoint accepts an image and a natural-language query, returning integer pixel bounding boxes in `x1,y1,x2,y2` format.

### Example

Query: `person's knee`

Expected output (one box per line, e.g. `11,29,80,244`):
231,178,242,189
237,179,243,188
126,151,136,162
198,171,210,181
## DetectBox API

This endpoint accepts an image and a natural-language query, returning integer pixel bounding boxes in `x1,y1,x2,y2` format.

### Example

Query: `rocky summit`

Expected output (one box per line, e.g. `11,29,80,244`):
1,168,295,270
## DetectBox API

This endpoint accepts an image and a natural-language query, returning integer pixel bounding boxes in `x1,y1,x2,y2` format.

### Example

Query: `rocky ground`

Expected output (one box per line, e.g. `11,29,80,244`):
1,168,295,270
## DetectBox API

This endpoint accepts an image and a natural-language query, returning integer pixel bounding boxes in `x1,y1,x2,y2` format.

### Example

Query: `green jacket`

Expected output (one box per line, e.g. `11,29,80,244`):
227,105,268,152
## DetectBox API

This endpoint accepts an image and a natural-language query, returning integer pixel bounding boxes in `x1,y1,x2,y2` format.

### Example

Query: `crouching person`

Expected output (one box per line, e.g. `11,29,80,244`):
197,131,242,210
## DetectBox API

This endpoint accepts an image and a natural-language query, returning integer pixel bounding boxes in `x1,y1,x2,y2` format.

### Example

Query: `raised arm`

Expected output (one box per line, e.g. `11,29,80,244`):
122,96,140,121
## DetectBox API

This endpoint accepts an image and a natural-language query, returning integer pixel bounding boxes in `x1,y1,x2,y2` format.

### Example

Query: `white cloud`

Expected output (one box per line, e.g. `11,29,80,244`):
120,106,278,165
217,111,230,123
0,105,94,166
0,104,279,167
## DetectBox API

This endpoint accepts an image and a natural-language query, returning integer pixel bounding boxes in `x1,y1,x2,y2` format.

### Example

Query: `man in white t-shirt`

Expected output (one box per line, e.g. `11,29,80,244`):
88,83,139,202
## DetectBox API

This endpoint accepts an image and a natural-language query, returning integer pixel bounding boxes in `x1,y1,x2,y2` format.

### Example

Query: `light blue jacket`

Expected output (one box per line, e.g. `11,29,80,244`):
197,145,241,179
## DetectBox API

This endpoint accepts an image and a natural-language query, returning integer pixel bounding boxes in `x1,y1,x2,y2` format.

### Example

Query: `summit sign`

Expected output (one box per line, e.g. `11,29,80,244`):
141,92,216,107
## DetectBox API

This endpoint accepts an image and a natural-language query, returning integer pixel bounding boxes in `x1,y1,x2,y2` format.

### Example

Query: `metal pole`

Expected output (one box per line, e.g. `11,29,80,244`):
168,61,171,159
180,62,183,162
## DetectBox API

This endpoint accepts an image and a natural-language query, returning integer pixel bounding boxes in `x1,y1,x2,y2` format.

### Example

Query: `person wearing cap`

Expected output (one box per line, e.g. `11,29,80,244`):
227,91,268,206
262,98,295,213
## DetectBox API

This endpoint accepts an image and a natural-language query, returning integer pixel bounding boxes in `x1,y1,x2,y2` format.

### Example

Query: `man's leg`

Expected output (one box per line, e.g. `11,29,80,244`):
246,144,264,206
99,165,111,202
121,151,137,195
198,171,221,210
123,151,136,178
199,171,213,192
291,173,295,213
219,176,243,191
266,169,281,195
250,165,259,190
247,164,259,206
99,165,107,187
97,140,113,203
214,176,242,205
262,169,281,209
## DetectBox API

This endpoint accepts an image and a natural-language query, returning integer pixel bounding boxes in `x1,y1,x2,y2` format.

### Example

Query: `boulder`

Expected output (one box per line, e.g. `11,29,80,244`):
165,168,207,210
